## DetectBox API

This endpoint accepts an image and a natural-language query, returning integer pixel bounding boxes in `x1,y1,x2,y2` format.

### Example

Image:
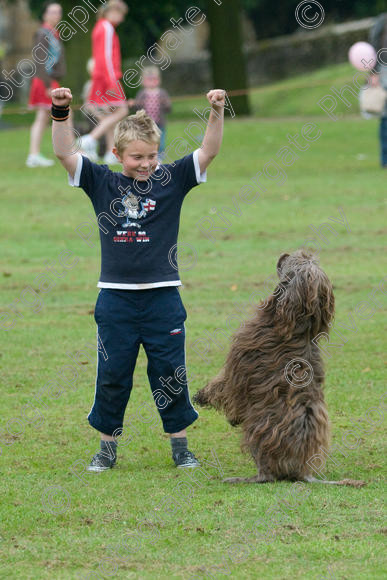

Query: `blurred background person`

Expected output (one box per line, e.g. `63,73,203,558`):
128,66,172,159
81,0,129,164
81,58,94,108
26,1,65,168
80,58,107,159
369,12,387,168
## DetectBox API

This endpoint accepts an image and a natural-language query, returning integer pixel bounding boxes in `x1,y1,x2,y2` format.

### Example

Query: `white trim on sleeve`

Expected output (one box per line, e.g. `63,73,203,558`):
68,153,83,187
193,149,207,184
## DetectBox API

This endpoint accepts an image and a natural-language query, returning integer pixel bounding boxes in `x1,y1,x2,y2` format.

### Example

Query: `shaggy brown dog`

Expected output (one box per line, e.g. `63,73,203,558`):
194,250,363,485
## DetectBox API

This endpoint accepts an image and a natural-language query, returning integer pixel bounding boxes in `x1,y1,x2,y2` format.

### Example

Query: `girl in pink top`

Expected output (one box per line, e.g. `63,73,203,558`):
129,67,172,159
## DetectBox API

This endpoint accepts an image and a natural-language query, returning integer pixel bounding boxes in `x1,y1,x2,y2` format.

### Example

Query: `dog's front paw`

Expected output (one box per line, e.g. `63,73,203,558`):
192,389,209,406
222,477,245,484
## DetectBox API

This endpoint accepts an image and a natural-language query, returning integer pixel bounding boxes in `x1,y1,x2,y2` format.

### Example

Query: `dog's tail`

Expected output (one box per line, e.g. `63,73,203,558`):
304,476,367,487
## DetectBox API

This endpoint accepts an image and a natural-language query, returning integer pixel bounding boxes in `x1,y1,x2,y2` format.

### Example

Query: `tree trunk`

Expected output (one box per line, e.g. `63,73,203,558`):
206,0,251,116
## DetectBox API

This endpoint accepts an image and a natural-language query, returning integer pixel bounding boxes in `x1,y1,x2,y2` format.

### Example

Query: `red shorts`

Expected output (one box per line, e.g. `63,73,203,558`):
88,76,127,107
28,77,60,109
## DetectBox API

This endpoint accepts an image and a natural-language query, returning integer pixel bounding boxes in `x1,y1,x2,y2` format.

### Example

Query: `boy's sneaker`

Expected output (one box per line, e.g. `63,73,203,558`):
80,134,98,162
87,451,116,472
26,153,54,167
173,450,200,469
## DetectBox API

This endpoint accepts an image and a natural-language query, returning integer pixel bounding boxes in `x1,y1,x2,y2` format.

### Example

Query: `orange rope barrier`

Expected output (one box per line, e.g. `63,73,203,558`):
0,77,354,116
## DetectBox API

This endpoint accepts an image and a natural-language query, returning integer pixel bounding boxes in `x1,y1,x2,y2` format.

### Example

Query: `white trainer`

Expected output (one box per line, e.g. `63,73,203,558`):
103,151,120,165
26,154,55,168
80,134,98,162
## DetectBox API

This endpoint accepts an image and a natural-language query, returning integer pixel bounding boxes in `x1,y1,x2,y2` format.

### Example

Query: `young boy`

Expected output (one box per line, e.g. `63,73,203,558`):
51,86,225,472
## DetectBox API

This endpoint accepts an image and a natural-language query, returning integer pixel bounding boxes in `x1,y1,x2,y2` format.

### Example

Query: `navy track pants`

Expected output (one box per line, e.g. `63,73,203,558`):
88,287,199,435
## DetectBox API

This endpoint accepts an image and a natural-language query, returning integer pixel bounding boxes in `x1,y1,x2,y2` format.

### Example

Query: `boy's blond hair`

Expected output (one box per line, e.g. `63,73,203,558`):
98,0,128,19
114,110,161,155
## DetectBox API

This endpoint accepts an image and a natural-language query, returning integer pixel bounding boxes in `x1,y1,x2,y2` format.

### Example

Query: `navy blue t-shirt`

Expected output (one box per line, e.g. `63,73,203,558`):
69,150,207,289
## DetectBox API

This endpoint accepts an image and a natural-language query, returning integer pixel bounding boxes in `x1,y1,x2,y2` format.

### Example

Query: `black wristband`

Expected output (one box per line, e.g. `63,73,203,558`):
51,103,70,122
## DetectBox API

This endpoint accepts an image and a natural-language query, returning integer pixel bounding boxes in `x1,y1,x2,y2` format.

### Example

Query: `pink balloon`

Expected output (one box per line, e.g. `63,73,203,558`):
348,42,377,71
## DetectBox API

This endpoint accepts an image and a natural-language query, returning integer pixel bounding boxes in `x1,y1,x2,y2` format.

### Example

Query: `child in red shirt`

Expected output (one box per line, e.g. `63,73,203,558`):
81,0,129,165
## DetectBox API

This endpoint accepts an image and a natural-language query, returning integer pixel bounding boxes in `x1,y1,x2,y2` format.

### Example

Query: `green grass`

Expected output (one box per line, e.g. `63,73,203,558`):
0,63,386,579
170,62,366,120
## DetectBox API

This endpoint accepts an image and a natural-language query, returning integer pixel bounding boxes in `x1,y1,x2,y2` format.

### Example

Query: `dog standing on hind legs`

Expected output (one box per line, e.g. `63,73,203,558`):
193,250,365,487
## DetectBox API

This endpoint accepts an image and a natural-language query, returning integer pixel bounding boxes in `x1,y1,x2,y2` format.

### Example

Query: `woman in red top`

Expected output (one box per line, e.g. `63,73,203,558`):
27,2,65,167
81,0,129,164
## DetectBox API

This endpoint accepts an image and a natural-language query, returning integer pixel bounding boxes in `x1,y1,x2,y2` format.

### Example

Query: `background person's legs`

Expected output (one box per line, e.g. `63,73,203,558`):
27,108,55,166
379,116,387,167
88,105,128,142
103,125,118,163
158,126,166,160
105,125,116,153
81,105,129,162
29,108,50,155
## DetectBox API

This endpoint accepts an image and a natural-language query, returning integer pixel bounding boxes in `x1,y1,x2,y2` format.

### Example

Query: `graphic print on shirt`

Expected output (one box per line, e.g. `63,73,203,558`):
113,192,156,244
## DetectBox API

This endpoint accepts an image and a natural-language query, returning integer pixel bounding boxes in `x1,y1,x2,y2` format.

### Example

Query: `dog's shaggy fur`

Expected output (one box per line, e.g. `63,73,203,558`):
194,250,337,484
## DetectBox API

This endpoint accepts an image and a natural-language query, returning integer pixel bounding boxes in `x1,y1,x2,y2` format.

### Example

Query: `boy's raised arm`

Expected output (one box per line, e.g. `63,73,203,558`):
197,89,225,174
51,87,79,179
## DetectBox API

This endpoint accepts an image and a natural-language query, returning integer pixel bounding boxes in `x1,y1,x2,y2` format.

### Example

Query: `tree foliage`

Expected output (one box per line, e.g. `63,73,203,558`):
24,0,385,100
27,0,386,53
242,0,385,40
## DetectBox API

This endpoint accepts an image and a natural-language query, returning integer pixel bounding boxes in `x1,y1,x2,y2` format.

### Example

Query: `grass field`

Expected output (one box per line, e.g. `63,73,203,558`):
0,64,386,579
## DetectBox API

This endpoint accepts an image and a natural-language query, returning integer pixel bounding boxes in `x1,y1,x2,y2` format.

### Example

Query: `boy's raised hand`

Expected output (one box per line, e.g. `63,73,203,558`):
206,89,226,109
51,87,72,107
197,89,225,174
